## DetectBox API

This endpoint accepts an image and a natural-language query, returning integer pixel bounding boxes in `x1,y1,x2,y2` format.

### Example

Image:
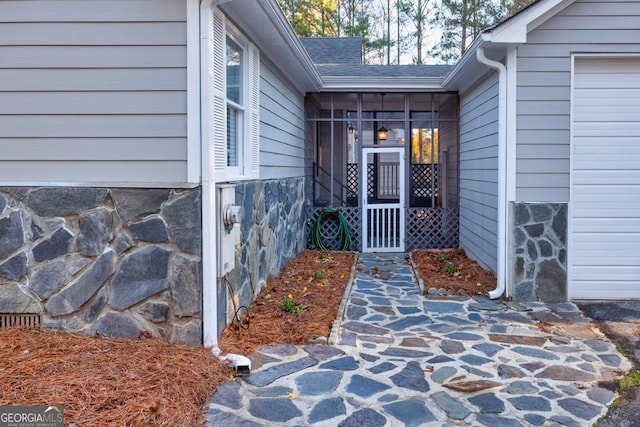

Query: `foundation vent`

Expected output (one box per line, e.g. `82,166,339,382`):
0,314,41,328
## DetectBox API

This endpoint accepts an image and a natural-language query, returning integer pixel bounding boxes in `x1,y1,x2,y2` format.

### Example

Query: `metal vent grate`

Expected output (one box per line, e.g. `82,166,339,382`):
0,314,41,328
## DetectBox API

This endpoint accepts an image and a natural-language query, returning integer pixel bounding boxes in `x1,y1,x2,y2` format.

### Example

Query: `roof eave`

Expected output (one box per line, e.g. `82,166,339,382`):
442,34,491,91
488,0,575,43
220,0,323,93
443,0,575,91
319,76,447,92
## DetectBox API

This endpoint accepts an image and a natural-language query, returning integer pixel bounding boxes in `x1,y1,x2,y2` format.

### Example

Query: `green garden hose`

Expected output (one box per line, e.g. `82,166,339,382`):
311,207,352,251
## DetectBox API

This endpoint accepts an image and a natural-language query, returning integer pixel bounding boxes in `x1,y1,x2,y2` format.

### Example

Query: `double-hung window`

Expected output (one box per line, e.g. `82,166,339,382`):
210,10,260,182
226,36,243,174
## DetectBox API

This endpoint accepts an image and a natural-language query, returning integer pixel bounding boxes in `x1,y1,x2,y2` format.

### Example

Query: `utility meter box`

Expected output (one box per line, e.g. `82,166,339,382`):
217,184,242,277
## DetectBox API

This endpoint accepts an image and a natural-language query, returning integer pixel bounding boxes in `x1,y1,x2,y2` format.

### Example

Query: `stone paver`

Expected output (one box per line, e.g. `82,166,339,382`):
205,253,632,426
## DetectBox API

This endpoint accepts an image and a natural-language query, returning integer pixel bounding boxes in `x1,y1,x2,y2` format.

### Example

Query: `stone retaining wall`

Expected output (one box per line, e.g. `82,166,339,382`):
511,202,568,303
224,178,306,324
0,187,203,345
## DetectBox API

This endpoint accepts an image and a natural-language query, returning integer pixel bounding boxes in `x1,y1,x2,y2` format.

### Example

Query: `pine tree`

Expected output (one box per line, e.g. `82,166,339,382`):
506,0,536,16
430,0,505,63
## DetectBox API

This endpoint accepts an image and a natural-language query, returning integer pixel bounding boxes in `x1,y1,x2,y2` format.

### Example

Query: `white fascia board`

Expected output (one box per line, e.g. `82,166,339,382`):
444,0,575,90
442,35,489,90
221,0,322,93
186,0,201,184
486,0,574,44
321,76,446,92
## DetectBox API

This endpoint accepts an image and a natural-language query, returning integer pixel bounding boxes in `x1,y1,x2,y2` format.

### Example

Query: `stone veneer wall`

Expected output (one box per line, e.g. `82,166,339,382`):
0,187,203,345
511,203,568,303
224,178,306,324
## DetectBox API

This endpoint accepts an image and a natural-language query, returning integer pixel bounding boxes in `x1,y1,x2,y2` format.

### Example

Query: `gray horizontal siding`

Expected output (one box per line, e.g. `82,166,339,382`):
260,60,306,180
0,69,186,91
0,0,188,185
516,0,640,201
0,0,186,21
0,161,186,184
458,74,499,272
439,120,459,209
0,23,186,45
0,139,185,161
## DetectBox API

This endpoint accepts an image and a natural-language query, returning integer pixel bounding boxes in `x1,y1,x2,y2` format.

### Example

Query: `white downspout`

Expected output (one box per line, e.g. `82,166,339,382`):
200,0,233,346
200,0,218,348
199,0,252,375
477,47,508,300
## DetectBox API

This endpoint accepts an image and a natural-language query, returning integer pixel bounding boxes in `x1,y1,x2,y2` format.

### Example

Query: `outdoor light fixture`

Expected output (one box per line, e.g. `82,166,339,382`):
377,94,388,141
354,133,359,143
377,126,388,141
348,123,355,134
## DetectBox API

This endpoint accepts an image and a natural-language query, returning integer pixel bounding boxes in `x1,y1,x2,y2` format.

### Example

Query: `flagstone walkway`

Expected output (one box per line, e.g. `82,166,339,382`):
204,253,631,426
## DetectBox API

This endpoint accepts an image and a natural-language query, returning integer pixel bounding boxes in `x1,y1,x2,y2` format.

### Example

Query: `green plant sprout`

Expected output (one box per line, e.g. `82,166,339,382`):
282,297,303,314
444,262,455,276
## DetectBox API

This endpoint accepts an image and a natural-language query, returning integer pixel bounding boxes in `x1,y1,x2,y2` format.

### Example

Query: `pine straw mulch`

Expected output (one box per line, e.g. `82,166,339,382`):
412,248,497,296
218,250,356,356
0,327,231,426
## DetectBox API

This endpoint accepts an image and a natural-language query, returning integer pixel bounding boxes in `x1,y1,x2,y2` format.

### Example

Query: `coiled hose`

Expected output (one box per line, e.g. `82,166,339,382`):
311,207,352,251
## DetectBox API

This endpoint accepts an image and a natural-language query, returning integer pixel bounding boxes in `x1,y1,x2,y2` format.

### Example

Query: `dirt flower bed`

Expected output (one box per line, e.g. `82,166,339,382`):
412,248,497,296
0,328,231,426
218,250,356,356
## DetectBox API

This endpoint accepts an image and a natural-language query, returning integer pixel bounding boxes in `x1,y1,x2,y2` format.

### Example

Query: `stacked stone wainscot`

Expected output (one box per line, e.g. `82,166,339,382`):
0,187,203,345
511,203,568,303
223,178,306,325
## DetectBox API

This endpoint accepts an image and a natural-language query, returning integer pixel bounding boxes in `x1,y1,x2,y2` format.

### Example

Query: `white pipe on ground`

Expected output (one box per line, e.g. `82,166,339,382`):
211,346,252,377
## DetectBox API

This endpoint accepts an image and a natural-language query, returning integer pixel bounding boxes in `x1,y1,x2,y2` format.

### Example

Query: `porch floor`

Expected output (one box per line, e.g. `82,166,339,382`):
205,253,629,426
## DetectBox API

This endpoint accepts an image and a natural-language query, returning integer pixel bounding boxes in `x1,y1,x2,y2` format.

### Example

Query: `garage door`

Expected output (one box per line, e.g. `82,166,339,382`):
571,57,640,299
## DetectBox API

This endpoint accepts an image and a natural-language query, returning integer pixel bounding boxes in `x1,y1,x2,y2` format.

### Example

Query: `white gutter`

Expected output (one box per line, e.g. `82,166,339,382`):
320,76,446,92
476,47,507,300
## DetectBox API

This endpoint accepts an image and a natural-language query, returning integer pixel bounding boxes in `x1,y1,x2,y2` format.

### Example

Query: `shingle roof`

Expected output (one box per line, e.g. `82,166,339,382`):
299,37,363,65
299,37,452,79
316,64,453,78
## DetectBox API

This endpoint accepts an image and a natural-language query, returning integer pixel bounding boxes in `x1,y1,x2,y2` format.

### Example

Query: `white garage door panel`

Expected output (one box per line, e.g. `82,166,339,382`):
573,218,640,233
572,208,640,218
574,287,640,299
574,186,640,196
574,170,640,185
575,94,640,106
573,123,640,137
571,57,640,299
575,140,640,152
573,267,640,281
573,256,640,266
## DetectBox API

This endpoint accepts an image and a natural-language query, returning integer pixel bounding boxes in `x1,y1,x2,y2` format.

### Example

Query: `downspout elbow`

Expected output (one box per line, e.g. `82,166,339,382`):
476,47,508,300
211,346,252,377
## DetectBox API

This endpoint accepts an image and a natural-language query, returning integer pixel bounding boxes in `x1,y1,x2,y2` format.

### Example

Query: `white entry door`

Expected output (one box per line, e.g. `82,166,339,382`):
362,147,405,252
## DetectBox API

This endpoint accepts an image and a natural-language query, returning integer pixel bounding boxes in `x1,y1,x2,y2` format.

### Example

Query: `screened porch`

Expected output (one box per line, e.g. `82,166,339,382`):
305,92,460,252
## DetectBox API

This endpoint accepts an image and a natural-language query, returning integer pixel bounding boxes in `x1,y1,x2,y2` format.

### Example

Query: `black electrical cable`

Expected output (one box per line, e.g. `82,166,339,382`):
223,276,250,330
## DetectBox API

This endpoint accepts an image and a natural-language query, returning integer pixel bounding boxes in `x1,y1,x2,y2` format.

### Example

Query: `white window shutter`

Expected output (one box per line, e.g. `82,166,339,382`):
212,9,227,181
247,44,260,179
